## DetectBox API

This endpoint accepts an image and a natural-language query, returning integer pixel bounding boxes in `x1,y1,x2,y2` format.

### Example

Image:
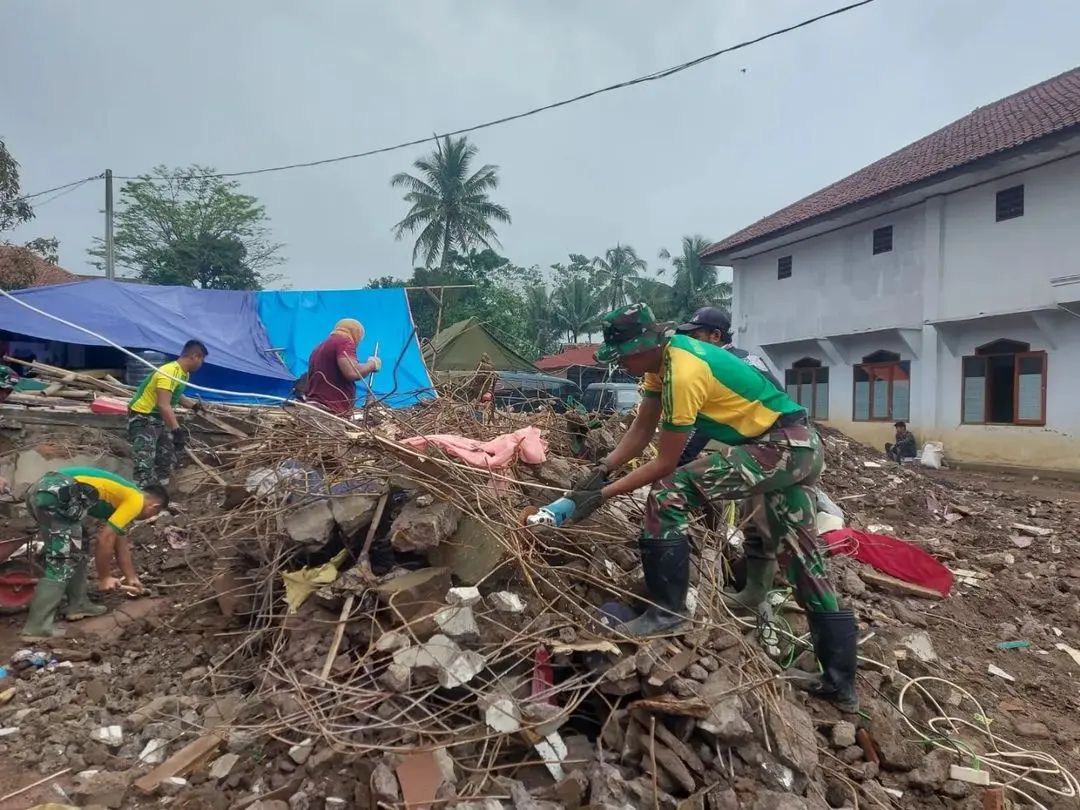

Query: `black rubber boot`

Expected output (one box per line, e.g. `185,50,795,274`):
615,536,690,638
792,609,860,713
720,556,777,613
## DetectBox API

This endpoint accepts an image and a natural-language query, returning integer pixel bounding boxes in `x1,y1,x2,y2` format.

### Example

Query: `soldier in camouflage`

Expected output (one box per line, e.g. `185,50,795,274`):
567,303,858,712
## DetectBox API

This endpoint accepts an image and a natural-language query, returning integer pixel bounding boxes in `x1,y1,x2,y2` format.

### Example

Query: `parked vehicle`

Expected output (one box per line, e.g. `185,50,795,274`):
582,382,641,414
491,372,583,413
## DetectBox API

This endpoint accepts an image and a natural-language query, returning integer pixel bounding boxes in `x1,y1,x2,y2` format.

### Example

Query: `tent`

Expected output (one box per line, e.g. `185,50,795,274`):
256,288,434,409
0,280,294,402
423,318,537,373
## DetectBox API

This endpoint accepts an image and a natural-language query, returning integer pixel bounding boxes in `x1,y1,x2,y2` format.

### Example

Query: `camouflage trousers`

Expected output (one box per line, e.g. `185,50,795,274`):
644,425,839,613
128,413,176,488
26,472,91,583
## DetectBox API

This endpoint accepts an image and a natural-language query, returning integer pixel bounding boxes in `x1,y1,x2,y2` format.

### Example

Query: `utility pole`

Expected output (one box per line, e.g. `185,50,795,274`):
104,169,115,281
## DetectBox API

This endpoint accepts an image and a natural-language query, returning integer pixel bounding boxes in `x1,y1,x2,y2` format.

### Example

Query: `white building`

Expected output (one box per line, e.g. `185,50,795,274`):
703,67,1080,472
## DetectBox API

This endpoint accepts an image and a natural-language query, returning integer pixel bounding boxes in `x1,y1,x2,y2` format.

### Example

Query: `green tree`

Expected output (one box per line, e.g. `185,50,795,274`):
658,235,731,320
552,276,602,343
391,136,511,270
0,139,61,273
89,165,282,289
592,244,647,312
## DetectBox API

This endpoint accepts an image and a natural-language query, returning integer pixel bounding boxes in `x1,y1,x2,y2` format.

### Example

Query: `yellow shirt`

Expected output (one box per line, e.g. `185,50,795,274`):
128,360,189,415
641,335,803,445
60,466,144,533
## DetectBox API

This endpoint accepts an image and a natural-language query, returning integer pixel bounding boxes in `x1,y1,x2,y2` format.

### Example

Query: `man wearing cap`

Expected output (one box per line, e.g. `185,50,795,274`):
674,307,782,466
568,303,857,711
885,421,917,462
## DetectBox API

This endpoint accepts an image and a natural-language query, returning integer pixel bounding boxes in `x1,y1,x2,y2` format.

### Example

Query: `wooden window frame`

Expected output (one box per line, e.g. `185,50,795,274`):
872,225,893,255
961,348,1047,426
852,359,909,422
785,363,829,421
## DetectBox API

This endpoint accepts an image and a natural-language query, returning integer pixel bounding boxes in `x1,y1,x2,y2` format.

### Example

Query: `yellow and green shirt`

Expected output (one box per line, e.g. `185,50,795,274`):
60,466,144,533
641,335,804,445
128,360,188,416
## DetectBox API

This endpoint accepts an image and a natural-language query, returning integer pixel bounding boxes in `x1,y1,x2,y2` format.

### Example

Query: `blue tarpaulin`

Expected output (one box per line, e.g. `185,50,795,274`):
0,280,294,401
256,288,434,408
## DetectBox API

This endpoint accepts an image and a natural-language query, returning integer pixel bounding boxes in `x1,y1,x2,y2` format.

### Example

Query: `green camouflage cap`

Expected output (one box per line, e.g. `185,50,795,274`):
0,364,18,391
594,303,673,364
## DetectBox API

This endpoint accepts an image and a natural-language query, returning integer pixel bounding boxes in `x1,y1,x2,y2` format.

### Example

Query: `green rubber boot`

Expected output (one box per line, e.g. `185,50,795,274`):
720,556,777,613
63,558,107,621
20,579,68,641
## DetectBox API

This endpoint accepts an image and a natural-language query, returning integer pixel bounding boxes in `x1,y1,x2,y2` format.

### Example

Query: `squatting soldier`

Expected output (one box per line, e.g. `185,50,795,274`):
127,340,208,487
567,303,857,712
21,466,168,640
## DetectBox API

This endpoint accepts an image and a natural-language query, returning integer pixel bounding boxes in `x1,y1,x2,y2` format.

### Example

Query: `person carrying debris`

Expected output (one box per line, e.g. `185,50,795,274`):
673,306,782,466
567,303,857,711
885,420,917,463
21,466,169,641
127,340,208,487
305,319,381,415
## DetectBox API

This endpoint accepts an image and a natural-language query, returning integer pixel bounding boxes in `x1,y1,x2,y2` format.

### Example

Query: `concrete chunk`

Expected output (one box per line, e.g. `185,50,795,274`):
489,591,525,613
429,515,506,585
210,752,242,780
447,586,482,606
284,500,335,546
434,605,480,639
91,725,123,747
138,738,168,764
331,493,381,536
390,501,460,552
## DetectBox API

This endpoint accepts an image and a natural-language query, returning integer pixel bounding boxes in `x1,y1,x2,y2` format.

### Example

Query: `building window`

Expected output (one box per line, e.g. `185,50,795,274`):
961,339,1046,425
777,255,792,279
996,185,1024,222
785,358,829,420
872,225,893,255
853,350,910,421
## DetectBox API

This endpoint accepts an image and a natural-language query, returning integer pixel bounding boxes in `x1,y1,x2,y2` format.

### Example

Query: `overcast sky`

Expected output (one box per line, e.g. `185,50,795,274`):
3,0,1078,289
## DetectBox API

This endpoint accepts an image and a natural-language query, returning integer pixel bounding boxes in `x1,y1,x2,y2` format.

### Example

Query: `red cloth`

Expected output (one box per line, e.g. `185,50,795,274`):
822,529,954,597
305,334,357,415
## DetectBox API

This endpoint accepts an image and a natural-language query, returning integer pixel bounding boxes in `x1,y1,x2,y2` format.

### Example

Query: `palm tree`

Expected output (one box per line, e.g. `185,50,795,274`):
658,235,731,319
523,285,559,355
391,136,511,270
592,244,647,312
552,277,602,343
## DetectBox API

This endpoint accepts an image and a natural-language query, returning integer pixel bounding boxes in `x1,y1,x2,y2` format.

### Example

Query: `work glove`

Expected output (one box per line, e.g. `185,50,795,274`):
172,428,187,452
571,462,609,492
565,488,604,525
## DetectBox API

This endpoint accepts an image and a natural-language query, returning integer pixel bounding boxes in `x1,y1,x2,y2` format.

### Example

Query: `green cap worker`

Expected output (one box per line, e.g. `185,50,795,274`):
21,467,168,641
568,303,857,712
127,340,208,488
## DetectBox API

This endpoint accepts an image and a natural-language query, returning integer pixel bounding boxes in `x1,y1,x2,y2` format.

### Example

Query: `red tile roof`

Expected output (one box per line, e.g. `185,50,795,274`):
535,344,602,370
703,66,1080,261
0,245,77,289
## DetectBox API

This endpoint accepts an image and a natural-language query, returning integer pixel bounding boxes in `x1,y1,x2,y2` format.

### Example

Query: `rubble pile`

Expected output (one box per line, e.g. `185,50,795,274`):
0,399,1077,809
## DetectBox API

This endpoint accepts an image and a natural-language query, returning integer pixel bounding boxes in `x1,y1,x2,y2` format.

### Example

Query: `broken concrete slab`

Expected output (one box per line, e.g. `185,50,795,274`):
697,670,752,745
74,597,166,640
767,700,818,778
446,586,481,606
371,761,400,804
284,500,335,547
330,492,381,536
138,738,168,765
91,725,123,747
489,591,526,613
428,515,506,585
390,500,460,552
434,605,479,639
210,752,242,780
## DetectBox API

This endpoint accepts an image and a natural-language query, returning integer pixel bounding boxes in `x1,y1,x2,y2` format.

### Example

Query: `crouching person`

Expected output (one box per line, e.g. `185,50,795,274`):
566,304,858,712
21,467,168,641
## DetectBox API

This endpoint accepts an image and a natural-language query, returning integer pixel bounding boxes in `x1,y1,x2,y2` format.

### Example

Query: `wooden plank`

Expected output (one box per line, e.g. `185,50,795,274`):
861,569,945,600
133,733,222,795
184,448,228,487
195,411,250,439
320,594,355,680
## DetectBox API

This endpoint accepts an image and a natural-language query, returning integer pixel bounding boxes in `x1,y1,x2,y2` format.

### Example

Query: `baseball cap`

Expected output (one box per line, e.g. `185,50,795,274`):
676,307,731,335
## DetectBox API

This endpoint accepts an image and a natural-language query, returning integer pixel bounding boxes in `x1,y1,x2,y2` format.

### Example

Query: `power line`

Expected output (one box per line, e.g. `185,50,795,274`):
18,0,877,194
12,173,104,204
30,175,100,208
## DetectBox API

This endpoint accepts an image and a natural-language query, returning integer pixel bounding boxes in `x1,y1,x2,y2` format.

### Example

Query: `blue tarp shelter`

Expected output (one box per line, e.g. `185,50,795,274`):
256,288,434,408
0,280,294,402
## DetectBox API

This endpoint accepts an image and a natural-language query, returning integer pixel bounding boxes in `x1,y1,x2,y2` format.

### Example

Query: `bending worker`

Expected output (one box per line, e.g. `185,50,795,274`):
128,340,208,488
21,466,168,640
304,319,381,415
568,304,857,711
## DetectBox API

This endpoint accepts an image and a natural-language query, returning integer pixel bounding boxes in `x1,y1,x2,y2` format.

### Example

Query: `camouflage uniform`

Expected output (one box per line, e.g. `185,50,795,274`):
645,422,838,613
25,471,95,583
128,414,177,488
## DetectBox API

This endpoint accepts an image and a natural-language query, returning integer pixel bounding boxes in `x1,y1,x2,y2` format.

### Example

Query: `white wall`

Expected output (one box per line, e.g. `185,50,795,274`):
733,205,925,347
939,153,1080,319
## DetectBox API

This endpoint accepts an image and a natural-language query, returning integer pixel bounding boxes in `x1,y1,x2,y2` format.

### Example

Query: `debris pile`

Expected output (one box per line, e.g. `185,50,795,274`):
0,399,1077,809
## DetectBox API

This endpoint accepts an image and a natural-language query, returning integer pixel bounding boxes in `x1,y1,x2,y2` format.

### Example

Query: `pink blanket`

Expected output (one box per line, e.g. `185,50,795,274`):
400,426,547,470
